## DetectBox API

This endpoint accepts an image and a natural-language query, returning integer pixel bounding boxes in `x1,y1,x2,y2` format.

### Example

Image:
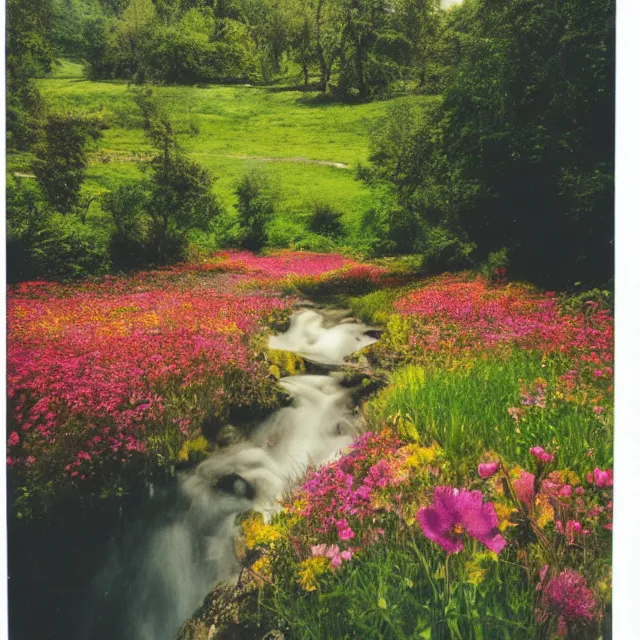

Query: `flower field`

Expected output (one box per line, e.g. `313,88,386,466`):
228,272,614,639
6,251,385,512
7,255,614,638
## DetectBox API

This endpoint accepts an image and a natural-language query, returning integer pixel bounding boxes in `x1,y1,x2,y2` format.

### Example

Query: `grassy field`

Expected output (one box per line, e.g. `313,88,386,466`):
9,60,433,249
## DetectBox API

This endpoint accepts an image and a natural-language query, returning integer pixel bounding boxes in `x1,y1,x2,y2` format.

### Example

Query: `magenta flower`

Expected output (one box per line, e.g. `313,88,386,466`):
540,569,597,623
593,467,613,488
530,446,554,463
336,518,355,541
478,462,500,478
8,431,20,447
416,486,507,554
559,484,572,497
513,471,535,507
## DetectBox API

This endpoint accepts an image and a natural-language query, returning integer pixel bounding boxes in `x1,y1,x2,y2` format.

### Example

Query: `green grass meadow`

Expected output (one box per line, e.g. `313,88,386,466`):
10,60,435,249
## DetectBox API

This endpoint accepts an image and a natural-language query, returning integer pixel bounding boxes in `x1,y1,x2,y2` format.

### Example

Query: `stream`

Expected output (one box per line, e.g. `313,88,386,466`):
8,307,378,640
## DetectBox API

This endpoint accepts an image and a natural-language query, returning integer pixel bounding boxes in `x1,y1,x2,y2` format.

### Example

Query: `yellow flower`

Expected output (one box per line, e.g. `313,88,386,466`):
297,556,330,592
241,512,284,549
534,495,555,528
494,502,517,531
251,555,272,582
399,443,442,470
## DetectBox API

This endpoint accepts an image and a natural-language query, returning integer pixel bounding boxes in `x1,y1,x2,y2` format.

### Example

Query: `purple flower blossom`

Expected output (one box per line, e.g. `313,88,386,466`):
478,462,500,478
416,486,507,554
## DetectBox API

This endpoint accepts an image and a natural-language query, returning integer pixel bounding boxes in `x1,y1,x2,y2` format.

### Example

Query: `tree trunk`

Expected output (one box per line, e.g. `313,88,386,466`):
315,0,330,92
354,35,367,97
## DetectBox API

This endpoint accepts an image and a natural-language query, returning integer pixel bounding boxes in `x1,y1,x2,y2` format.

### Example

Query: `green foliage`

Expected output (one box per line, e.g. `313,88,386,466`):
235,169,279,251
269,539,537,640
7,172,110,283
367,356,613,471
308,201,345,238
421,225,476,274
336,0,409,98
32,112,105,213
84,3,263,84
368,0,614,288
125,86,222,264
349,287,406,325
29,212,111,280
6,0,56,149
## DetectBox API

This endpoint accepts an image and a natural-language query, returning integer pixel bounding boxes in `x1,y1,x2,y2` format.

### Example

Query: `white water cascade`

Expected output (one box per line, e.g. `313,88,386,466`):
82,308,376,640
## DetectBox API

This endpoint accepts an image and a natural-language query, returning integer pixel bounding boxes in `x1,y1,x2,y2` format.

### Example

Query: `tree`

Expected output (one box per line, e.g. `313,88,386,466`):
235,169,279,251
368,0,614,288
6,0,56,149
123,87,222,264
336,0,408,97
31,113,105,213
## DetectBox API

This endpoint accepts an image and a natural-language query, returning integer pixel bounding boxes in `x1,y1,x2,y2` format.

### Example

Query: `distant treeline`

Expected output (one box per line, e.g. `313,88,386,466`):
7,0,614,289
22,0,445,94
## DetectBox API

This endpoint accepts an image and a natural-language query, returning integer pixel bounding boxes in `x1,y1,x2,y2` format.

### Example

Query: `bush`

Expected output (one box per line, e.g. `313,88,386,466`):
235,169,279,252
358,202,426,257
421,225,475,274
308,202,345,239
480,248,509,285
29,213,111,281
103,183,154,271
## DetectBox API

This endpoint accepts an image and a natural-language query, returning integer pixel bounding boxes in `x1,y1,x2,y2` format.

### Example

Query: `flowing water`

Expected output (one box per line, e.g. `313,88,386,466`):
9,308,377,640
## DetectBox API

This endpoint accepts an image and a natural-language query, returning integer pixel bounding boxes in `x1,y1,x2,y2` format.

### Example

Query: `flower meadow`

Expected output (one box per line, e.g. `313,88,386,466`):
7,255,614,638
228,273,613,639
6,251,384,512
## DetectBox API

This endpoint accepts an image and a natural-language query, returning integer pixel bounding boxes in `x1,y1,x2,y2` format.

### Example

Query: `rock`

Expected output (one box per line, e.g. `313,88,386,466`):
216,473,256,499
217,425,242,447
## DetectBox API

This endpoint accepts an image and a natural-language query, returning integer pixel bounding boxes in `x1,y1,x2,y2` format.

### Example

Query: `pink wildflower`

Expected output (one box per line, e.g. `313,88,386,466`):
540,569,597,623
559,485,572,497
593,467,613,488
336,519,355,541
478,462,500,479
513,471,535,507
556,520,584,544
314,544,354,568
593,369,603,378
8,431,20,447
530,446,554,464
416,486,507,555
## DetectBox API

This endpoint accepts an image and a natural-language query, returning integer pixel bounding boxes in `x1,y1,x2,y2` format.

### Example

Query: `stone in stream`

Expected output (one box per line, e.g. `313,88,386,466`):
216,425,243,448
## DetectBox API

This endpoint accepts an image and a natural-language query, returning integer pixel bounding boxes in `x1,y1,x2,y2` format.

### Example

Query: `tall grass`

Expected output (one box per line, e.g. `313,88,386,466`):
365,352,613,473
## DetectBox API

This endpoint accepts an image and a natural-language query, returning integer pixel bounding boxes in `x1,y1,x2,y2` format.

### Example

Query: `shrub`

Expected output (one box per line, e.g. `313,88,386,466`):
480,248,509,285
421,225,475,273
29,213,111,280
235,169,279,252
308,202,345,239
